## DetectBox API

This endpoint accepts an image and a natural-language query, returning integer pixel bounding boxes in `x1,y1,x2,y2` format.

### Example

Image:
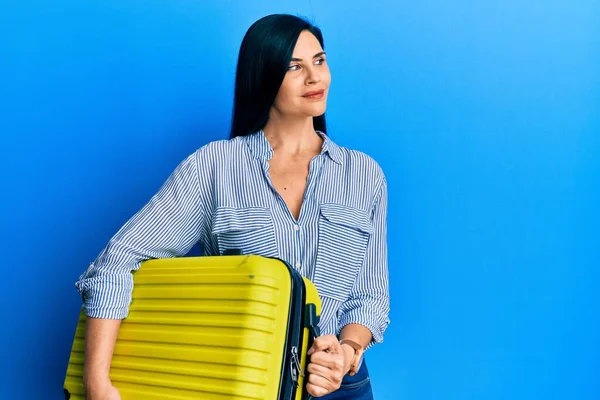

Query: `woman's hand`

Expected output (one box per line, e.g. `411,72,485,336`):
84,377,121,400
305,334,354,397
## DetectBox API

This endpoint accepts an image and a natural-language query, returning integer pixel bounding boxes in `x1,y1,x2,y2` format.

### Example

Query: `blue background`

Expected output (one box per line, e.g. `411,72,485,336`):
1,0,598,399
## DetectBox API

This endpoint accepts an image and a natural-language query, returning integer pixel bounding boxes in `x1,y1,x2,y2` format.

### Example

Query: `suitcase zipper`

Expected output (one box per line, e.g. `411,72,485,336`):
273,257,306,400
290,345,305,387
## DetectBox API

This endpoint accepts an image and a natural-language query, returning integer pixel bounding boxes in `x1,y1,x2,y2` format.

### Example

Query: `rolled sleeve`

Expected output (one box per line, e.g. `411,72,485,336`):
75,151,205,319
337,176,390,349
75,262,134,319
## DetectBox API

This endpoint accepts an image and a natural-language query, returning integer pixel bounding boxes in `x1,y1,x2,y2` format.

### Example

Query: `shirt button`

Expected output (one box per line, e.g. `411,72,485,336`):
294,225,300,231
295,262,301,269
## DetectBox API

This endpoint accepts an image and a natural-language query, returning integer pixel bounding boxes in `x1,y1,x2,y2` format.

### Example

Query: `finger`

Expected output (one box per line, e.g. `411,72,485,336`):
306,382,329,398
308,351,345,371
306,361,332,377
307,360,344,386
308,335,342,355
307,369,337,393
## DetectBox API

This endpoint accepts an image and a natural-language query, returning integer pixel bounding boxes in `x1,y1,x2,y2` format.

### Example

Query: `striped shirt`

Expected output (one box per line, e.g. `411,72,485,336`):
76,130,390,348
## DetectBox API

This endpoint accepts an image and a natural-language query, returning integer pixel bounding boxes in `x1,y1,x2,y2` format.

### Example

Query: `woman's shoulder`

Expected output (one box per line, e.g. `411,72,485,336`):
194,136,245,155
171,137,248,179
186,136,251,165
333,143,386,181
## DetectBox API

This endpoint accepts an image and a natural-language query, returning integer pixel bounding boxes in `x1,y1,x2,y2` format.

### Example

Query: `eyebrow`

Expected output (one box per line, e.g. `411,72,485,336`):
290,51,326,62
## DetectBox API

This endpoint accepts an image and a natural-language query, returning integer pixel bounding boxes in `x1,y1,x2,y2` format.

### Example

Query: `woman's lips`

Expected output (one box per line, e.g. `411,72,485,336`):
303,89,325,100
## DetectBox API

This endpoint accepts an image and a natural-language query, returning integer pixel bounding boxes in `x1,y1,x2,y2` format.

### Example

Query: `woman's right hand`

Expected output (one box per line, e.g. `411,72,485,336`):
84,378,121,400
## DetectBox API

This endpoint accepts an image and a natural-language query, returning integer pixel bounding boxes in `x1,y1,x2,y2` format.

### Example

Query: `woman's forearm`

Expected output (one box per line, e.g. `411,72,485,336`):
339,323,372,348
83,317,122,387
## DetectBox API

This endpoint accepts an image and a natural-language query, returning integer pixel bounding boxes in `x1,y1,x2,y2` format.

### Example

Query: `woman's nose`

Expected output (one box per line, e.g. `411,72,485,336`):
306,65,322,84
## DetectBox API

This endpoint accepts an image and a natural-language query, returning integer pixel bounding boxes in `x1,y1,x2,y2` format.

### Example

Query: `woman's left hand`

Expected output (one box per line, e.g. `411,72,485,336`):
305,334,353,397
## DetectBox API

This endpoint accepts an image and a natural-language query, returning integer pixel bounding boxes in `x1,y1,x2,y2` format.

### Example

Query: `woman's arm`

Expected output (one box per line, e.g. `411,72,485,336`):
337,175,390,349
76,152,205,320
83,318,122,399
76,150,208,394
306,174,390,397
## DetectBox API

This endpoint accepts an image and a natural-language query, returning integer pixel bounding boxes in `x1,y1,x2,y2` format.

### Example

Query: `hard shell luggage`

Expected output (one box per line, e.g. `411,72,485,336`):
64,254,322,400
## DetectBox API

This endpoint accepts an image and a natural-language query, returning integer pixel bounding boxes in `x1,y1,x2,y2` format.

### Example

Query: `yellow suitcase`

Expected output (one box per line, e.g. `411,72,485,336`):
64,255,322,400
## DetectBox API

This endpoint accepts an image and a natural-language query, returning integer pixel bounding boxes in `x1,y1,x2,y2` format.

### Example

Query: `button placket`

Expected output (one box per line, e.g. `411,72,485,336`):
294,223,302,272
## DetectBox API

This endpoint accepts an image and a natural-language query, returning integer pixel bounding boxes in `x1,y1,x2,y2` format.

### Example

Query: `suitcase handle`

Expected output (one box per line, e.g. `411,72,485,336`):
304,303,320,340
304,304,320,400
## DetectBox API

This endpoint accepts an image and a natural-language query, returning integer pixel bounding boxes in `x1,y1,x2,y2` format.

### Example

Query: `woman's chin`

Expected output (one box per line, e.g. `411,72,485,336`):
305,104,327,117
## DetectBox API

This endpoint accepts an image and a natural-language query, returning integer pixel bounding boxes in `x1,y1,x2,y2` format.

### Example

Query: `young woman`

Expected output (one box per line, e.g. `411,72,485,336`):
77,14,390,400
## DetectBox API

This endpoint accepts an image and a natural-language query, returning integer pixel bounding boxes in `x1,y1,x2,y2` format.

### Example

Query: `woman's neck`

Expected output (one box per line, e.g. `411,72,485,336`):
262,116,322,157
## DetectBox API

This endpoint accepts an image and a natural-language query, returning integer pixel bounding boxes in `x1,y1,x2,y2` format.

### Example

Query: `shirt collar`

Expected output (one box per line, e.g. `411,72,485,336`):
319,131,343,165
245,130,343,165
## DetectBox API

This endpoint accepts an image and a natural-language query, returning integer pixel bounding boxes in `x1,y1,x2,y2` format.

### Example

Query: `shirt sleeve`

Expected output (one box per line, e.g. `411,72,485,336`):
75,151,205,319
337,175,390,349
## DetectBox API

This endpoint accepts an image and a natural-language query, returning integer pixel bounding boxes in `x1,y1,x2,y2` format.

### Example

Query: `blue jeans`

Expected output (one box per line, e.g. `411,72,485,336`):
311,358,374,400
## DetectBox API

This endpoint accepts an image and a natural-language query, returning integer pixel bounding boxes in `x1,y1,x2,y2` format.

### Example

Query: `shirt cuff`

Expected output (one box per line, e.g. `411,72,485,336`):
337,309,390,350
75,274,133,320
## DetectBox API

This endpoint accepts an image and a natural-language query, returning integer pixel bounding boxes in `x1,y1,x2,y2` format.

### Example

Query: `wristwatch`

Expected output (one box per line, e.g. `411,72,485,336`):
339,339,364,376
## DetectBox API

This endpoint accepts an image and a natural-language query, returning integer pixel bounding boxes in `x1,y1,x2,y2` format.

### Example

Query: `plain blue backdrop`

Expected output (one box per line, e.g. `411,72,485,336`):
1,1,598,399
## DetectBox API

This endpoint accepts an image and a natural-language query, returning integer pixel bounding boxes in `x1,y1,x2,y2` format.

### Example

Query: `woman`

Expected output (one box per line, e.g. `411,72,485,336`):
77,14,390,400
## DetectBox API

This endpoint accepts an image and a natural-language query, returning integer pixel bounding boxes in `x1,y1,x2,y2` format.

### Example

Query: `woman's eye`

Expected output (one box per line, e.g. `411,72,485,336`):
315,58,326,65
289,64,301,71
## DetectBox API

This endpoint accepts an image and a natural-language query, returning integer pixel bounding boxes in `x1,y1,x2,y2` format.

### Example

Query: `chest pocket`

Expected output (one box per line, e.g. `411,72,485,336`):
312,204,373,303
211,207,279,257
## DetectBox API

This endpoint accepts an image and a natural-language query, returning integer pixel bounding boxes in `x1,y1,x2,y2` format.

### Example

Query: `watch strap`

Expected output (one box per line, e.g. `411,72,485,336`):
339,339,364,376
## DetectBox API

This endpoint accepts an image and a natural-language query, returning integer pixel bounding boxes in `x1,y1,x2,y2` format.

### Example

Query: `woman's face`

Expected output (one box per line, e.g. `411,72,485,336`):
271,30,331,120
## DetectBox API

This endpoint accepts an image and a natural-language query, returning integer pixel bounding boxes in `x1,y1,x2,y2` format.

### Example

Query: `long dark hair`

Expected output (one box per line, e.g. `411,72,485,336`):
229,14,327,139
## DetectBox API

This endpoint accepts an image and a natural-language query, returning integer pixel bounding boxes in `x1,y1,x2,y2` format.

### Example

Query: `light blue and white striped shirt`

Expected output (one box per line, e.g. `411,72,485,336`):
76,131,390,347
